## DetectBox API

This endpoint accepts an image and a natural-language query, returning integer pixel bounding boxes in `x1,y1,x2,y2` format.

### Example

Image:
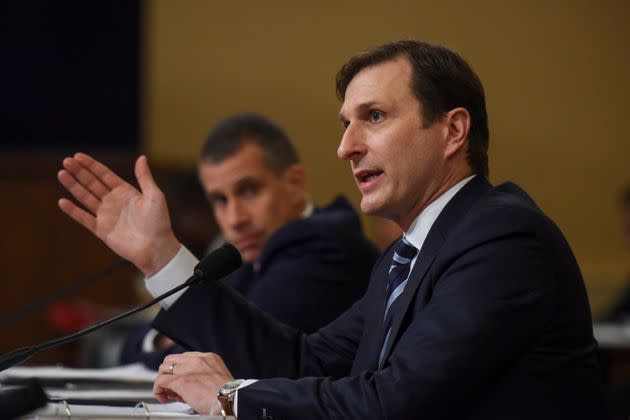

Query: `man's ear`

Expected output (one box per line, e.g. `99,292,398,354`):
282,164,308,199
444,107,471,159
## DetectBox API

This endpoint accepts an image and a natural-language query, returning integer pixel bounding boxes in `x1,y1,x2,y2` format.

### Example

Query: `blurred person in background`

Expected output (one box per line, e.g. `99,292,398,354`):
58,113,379,370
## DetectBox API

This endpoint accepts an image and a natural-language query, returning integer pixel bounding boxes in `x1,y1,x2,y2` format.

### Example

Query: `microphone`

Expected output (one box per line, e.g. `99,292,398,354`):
0,379,47,419
0,243,241,372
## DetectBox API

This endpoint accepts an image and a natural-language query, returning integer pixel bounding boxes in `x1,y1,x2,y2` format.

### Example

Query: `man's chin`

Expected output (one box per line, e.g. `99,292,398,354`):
360,196,386,217
239,248,261,264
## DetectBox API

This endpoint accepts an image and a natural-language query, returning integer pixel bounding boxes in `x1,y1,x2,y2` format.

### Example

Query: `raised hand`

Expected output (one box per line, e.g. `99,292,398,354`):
154,352,235,415
58,153,181,276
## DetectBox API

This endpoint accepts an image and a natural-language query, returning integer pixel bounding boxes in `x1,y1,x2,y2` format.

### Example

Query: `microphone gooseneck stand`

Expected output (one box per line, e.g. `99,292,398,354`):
0,242,242,372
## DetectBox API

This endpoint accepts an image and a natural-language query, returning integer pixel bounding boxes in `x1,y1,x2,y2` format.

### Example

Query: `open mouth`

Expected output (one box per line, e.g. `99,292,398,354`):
356,170,383,184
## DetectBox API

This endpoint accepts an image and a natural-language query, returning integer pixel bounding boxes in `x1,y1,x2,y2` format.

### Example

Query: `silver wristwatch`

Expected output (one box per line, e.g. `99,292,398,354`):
217,379,244,416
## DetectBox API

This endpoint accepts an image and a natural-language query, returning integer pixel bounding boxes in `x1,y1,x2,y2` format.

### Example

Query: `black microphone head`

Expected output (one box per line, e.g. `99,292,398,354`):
0,379,47,419
193,242,242,282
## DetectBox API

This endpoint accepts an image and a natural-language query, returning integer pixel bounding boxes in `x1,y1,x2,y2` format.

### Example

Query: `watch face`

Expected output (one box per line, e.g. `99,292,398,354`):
219,379,243,396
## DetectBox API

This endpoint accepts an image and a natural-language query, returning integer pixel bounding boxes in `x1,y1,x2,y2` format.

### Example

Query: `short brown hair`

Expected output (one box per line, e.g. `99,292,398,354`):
336,40,489,177
200,113,299,176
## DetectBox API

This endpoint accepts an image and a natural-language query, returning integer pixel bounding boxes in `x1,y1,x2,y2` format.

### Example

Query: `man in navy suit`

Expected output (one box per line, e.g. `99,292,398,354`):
144,41,606,418
58,113,377,370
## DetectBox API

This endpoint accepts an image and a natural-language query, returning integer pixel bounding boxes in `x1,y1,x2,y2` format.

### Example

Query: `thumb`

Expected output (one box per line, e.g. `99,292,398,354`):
135,155,159,195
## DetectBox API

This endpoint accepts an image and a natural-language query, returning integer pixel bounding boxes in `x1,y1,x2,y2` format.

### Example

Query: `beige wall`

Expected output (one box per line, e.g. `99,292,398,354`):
143,0,629,315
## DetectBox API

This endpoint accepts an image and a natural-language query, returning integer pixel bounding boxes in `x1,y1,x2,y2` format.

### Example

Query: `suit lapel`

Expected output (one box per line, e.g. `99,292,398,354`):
378,176,493,367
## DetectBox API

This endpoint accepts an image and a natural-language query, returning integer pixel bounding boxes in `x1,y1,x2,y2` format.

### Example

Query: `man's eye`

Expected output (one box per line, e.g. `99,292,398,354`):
237,183,260,198
241,185,260,197
369,111,384,122
209,196,226,207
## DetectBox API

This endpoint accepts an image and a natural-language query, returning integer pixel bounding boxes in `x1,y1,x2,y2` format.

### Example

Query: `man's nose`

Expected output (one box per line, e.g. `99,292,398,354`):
225,199,249,228
337,123,366,162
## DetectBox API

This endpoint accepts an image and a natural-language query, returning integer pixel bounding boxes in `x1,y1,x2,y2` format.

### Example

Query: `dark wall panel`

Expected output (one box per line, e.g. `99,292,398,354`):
1,0,141,152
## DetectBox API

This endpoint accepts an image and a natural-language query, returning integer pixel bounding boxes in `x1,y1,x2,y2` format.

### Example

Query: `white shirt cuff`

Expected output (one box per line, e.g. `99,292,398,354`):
144,245,199,309
234,379,258,417
141,328,161,352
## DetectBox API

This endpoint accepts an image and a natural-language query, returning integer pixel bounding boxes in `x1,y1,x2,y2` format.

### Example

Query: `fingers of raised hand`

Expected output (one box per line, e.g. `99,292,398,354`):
58,197,97,234
58,167,103,215
57,158,110,212
134,155,160,196
73,153,126,190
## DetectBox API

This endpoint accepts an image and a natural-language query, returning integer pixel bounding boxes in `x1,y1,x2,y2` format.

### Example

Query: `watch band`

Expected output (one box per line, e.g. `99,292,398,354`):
218,394,234,417
217,379,244,417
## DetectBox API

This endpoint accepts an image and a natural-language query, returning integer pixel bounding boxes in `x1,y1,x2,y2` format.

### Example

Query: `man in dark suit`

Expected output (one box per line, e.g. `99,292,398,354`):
145,41,606,418
58,113,377,370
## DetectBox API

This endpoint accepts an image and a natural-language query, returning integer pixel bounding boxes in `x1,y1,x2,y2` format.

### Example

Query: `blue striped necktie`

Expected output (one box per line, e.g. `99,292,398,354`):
378,237,418,367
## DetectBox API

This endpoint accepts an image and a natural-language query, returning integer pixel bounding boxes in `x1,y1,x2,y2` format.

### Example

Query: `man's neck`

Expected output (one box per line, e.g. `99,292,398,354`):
397,169,475,231
404,174,476,251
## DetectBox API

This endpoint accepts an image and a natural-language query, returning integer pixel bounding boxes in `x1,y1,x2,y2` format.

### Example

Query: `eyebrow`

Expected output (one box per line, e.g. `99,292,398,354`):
205,175,261,197
233,176,262,189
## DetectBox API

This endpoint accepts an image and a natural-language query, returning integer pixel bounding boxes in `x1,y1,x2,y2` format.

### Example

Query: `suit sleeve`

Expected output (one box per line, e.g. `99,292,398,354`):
153,273,367,379
118,246,200,369
236,208,564,419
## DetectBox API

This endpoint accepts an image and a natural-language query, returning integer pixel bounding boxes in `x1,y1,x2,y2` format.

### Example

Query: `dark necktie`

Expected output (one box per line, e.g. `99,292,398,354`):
378,237,418,367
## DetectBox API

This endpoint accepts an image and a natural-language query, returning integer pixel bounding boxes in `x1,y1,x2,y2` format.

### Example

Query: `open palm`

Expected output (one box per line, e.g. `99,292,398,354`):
58,153,180,276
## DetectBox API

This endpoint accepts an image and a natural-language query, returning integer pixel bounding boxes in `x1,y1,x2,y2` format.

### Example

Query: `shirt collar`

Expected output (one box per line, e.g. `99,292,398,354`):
404,175,476,252
301,201,314,218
